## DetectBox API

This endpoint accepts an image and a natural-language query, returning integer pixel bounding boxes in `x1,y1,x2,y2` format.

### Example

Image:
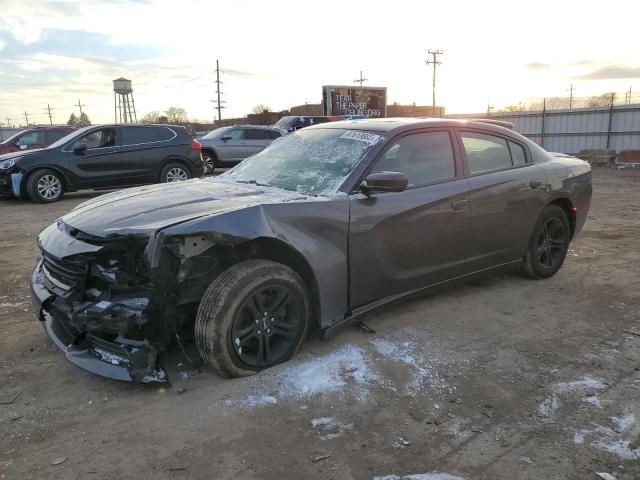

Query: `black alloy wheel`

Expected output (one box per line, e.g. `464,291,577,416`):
521,204,571,279
230,284,303,368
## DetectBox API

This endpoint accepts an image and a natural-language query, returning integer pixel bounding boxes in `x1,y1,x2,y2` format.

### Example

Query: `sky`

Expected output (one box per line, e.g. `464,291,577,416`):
1,0,639,126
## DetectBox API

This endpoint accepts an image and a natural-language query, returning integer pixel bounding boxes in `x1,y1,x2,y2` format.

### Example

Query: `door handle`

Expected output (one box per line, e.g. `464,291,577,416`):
450,199,469,211
529,179,544,190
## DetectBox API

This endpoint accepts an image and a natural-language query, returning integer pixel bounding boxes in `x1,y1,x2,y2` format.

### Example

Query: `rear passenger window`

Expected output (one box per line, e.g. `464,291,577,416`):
269,130,282,139
246,129,271,140
125,127,157,144
509,141,527,166
370,131,456,186
461,132,512,174
45,131,67,144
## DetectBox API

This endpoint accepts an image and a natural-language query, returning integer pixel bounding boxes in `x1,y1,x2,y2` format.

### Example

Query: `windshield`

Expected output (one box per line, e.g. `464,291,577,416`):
201,126,231,140
0,130,26,145
273,117,295,130
222,127,383,195
47,126,90,149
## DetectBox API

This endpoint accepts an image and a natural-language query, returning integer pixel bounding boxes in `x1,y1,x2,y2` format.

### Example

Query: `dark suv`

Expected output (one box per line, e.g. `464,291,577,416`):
0,126,75,155
0,124,204,203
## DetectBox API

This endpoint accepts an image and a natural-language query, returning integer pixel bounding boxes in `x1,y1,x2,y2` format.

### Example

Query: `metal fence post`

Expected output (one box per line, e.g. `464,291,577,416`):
606,93,615,149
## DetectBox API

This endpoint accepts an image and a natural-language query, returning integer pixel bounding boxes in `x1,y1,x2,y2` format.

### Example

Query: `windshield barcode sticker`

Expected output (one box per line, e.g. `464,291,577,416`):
340,131,382,145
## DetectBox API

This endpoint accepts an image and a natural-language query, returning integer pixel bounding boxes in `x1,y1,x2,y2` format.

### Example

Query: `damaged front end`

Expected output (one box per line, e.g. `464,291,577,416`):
31,220,174,383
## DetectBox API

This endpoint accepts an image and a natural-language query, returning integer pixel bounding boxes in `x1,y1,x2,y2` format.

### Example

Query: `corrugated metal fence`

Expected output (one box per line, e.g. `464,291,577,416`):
447,104,640,154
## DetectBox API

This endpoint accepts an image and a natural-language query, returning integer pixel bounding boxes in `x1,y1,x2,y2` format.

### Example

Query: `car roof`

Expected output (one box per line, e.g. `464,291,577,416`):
308,117,518,136
230,124,277,129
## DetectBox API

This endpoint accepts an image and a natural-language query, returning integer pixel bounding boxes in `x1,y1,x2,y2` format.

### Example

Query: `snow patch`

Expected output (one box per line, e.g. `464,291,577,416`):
234,395,278,408
371,338,449,394
555,376,606,393
537,394,560,417
310,416,352,440
373,473,465,480
272,345,379,398
0,302,24,309
573,414,639,460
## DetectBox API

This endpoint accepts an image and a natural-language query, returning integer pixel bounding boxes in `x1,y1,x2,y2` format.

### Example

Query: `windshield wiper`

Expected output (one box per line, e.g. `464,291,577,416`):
235,179,270,187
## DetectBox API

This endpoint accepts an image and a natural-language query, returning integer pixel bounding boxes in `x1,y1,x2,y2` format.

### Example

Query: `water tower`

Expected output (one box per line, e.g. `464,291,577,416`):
113,77,137,123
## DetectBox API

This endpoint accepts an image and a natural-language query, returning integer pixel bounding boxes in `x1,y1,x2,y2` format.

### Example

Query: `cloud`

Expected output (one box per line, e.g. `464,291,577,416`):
0,39,6,51
577,65,640,80
526,62,551,70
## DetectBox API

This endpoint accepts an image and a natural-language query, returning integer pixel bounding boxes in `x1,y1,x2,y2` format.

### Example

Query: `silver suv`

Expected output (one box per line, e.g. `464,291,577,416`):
198,125,284,174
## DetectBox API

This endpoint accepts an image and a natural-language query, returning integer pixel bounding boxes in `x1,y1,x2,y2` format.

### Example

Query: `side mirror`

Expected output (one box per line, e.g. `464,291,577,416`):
72,142,88,155
18,144,27,150
220,135,231,141
360,171,408,194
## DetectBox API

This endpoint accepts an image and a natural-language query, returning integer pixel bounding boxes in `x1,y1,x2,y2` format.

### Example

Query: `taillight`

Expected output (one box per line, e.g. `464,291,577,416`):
191,140,202,150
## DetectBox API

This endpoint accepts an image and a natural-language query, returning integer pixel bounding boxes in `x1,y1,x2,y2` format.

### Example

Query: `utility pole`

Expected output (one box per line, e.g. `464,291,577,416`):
425,50,443,117
486,101,494,117
353,70,368,87
212,59,226,122
5,116,12,128
23,110,30,126
568,83,575,110
45,104,54,125
75,99,86,116
625,86,632,104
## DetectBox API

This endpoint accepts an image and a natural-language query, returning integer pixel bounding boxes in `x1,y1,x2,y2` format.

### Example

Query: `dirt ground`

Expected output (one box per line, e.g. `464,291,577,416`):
1,167,639,480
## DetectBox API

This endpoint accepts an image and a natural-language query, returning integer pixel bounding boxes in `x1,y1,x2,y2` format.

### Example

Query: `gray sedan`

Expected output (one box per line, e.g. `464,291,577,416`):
198,125,283,173
31,118,592,383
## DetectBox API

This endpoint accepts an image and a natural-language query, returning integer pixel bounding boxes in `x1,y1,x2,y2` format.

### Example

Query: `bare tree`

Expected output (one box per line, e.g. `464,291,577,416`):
141,111,162,123
252,104,271,114
164,107,188,124
588,92,616,107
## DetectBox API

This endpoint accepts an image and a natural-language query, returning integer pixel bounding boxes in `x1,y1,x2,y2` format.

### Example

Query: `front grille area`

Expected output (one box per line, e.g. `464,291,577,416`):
42,251,88,288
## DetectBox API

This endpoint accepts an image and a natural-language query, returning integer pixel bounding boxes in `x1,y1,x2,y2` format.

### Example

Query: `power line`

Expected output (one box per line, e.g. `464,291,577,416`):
353,70,368,87
45,104,54,125
425,49,443,117
75,98,86,116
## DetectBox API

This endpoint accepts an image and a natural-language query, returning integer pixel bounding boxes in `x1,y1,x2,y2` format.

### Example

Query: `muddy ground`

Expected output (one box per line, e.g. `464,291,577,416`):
1,167,639,480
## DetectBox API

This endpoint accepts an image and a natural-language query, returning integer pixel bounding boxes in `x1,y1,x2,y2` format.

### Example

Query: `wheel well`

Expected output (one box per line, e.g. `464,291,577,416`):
549,197,576,238
201,148,218,160
23,167,70,195
239,237,321,330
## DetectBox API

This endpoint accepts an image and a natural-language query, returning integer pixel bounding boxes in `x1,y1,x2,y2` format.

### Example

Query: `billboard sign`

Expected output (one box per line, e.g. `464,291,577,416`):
322,85,387,118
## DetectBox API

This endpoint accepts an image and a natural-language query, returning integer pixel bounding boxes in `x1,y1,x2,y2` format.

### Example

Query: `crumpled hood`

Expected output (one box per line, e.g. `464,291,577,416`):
61,178,310,238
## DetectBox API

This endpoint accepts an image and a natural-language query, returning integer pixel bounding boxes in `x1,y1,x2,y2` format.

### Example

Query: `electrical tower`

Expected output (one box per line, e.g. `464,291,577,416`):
212,59,226,122
23,110,30,126
45,104,54,125
425,49,443,117
113,78,137,123
353,71,368,87
568,84,575,110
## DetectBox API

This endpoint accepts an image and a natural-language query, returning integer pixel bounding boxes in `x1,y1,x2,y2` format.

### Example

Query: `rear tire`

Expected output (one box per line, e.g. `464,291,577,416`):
26,169,64,203
161,162,191,183
521,205,570,279
195,260,311,378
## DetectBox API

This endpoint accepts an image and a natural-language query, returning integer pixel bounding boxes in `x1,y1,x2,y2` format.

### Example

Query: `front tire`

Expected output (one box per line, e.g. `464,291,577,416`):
161,163,191,183
195,260,311,378
521,205,570,279
202,151,217,175
26,169,64,203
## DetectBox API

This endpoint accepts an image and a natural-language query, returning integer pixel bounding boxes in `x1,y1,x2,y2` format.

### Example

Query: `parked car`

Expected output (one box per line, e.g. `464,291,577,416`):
0,126,75,155
31,118,592,383
198,125,283,174
273,115,364,134
0,124,204,202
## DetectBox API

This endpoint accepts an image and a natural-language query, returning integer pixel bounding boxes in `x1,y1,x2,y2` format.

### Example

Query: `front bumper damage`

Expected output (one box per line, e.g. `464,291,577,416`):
31,222,168,383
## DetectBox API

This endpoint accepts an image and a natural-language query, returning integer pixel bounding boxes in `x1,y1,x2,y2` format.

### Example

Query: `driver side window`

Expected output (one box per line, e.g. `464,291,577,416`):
78,128,117,149
370,131,456,186
227,129,245,140
17,132,44,146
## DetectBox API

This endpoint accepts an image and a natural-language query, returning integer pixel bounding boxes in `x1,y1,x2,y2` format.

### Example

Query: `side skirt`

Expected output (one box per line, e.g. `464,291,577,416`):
322,259,522,339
